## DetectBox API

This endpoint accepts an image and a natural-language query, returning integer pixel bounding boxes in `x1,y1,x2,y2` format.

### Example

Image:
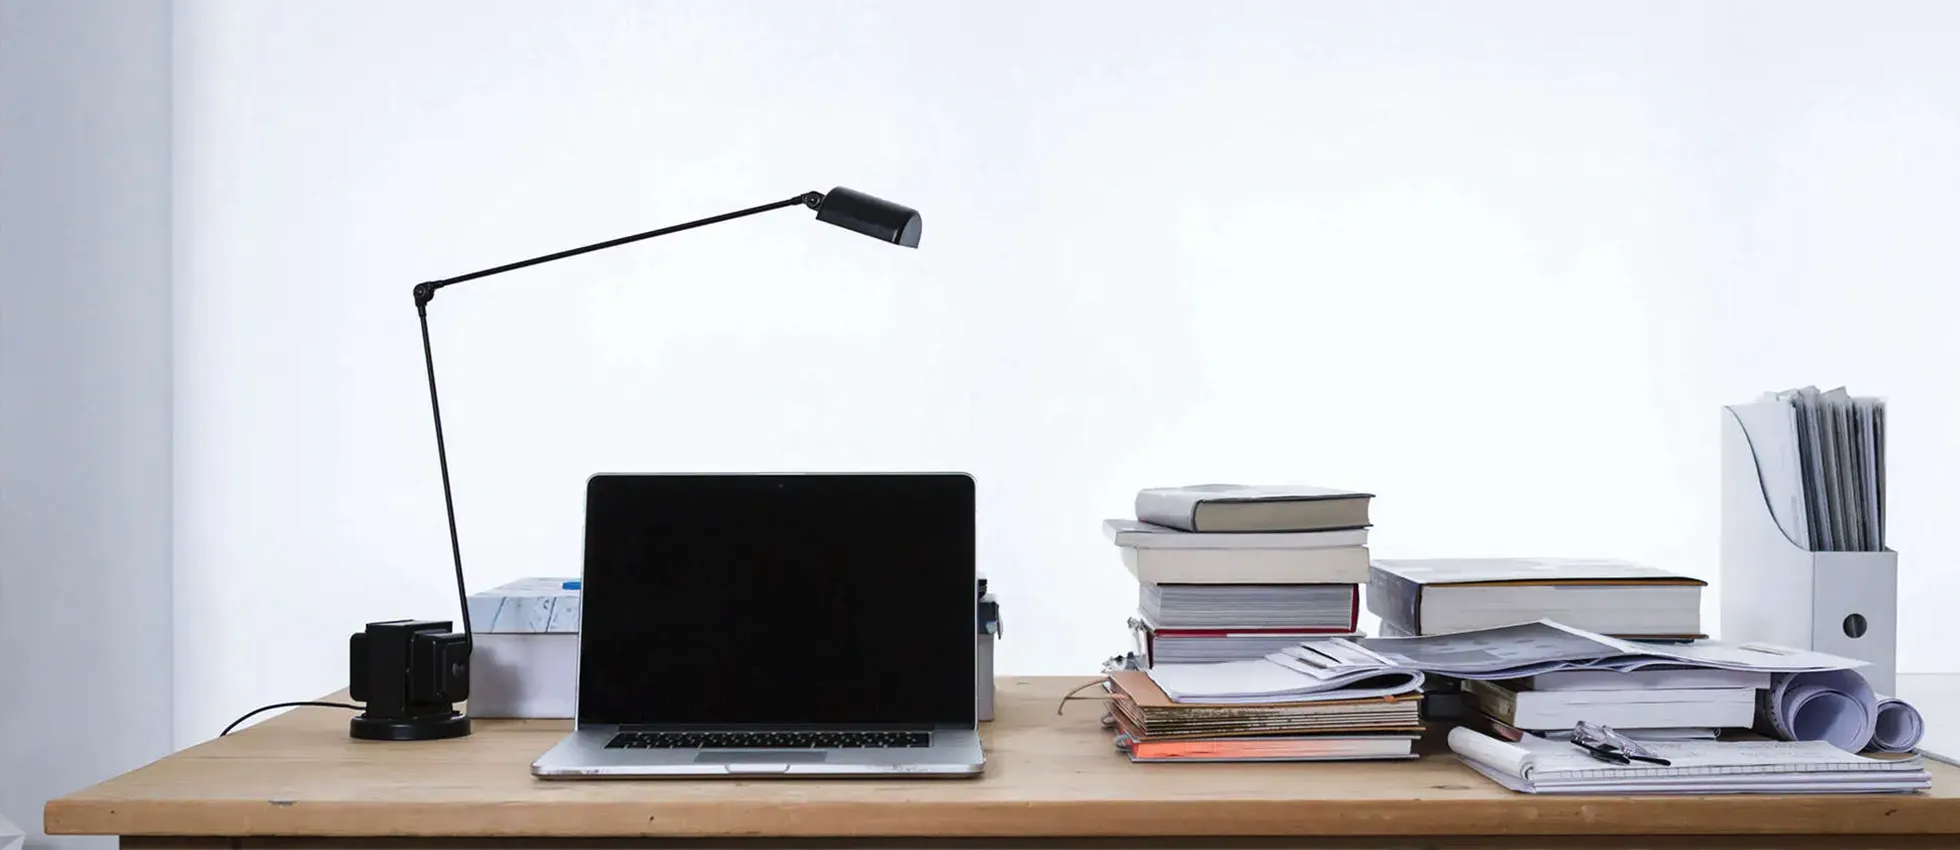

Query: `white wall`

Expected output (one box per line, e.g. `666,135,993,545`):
173,0,1960,743
0,0,175,845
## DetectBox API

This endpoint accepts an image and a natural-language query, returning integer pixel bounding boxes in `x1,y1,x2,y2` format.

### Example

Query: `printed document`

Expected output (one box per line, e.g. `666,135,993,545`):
1145,653,1424,704
1346,620,1864,680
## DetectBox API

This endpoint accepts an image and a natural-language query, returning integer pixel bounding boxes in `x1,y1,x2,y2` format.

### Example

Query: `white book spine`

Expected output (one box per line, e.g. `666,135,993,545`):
1121,546,1370,585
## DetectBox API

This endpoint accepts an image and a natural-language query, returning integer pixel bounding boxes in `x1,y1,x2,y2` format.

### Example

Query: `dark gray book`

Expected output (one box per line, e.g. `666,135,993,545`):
1133,484,1372,533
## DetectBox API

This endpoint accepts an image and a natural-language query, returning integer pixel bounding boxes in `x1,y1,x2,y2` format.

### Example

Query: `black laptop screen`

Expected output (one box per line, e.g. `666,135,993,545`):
575,473,977,727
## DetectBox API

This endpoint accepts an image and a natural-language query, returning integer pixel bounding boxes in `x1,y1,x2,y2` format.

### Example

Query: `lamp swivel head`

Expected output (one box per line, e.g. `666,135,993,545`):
413,281,439,314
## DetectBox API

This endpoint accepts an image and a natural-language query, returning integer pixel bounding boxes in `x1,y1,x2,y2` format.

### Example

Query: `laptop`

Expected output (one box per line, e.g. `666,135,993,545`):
531,472,985,778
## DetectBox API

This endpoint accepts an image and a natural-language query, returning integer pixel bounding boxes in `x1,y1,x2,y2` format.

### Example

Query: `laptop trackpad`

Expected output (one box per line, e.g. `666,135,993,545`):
695,750,828,764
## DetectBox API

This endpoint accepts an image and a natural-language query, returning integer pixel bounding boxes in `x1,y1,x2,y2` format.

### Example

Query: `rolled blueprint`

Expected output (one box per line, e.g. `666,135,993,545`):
1754,669,1877,753
1869,696,1926,753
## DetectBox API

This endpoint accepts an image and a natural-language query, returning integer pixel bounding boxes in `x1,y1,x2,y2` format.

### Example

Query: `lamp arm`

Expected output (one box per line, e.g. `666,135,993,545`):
415,306,470,642
410,189,824,646
412,191,823,310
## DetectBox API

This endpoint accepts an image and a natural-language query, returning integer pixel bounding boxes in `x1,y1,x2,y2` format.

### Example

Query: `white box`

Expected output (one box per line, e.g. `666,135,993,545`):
465,577,580,719
1720,405,1897,694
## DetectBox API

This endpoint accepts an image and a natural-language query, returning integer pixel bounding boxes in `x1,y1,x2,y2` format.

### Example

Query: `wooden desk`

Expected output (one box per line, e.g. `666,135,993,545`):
44,677,1960,849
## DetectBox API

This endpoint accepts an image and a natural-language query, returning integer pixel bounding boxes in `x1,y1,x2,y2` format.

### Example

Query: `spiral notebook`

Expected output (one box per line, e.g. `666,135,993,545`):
1447,728,1930,795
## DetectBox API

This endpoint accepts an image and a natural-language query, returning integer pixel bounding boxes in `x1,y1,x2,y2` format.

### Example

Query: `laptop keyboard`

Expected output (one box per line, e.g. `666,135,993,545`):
605,730,931,749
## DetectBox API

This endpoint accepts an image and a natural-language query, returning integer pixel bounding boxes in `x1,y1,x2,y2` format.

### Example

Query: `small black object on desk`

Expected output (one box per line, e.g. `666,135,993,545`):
348,620,472,740
348,187,921,741
1569,721,1672,766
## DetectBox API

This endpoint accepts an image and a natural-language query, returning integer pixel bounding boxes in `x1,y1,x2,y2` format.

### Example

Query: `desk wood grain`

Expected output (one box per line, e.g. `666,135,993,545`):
44,677,1960,842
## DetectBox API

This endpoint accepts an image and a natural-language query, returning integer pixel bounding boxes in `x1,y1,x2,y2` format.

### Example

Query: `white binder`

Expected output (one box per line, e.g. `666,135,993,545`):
1720,404,1896,694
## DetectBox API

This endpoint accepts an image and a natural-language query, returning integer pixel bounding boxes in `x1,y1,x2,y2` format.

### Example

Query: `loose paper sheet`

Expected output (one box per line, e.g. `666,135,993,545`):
1352,620,1866,680
1872,696,1926,753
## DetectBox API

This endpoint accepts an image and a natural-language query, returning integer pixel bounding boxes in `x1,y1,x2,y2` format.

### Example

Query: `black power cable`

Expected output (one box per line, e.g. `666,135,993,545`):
219,701,363,737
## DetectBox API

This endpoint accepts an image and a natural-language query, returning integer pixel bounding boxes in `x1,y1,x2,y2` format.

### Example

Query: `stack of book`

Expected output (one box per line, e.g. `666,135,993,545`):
1104,484,1374,666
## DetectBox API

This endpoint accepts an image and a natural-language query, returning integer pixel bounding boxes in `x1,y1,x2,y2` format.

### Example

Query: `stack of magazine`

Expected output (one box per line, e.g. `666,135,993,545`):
1105,666,1423,763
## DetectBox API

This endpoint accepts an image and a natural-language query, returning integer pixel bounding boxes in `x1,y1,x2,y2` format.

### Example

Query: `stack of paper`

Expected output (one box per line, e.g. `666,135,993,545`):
1734,386,1887,552
1448,727,1931,794
1142,620,1858,713
1348,620,1866,681
1146,644,1425,704
1106,669,1421,763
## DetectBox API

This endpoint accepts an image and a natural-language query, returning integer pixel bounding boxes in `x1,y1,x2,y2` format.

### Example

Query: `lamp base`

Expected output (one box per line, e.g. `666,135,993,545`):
349,711,471,741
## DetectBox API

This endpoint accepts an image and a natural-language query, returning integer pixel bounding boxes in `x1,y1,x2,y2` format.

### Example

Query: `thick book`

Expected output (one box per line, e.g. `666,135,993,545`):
1367,557,1705,638
1138,582,1359,631
1119,545,1370,585
1464,679,1756,730
1512,667,1772,692
1134,484,1372,533
1102,519,1369,550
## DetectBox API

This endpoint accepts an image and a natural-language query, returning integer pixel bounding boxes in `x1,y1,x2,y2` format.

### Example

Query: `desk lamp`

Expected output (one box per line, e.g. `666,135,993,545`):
347,187,922,741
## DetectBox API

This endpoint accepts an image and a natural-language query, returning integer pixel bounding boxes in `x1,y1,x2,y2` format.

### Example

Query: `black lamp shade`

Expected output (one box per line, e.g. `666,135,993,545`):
815,186,921,248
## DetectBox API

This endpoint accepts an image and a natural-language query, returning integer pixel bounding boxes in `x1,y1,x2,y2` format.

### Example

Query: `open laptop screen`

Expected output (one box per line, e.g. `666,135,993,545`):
576,472,977,727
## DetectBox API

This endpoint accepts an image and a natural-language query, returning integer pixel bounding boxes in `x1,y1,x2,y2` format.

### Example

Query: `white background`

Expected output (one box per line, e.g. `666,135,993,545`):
165,0,1960,746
